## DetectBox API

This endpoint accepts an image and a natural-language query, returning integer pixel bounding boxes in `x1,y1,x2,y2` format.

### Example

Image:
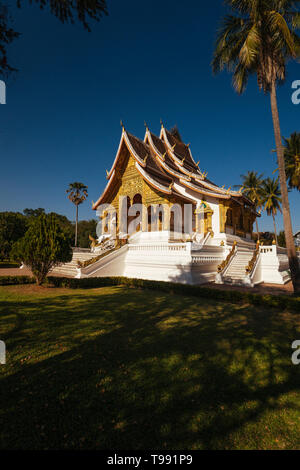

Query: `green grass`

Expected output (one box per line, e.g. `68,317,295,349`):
0,284,300,450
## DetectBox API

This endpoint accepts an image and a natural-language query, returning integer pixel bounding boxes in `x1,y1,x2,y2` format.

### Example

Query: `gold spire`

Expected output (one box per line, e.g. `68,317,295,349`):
120,120,125,131
144,120,149,131
160,118,164,128
106,170,110,179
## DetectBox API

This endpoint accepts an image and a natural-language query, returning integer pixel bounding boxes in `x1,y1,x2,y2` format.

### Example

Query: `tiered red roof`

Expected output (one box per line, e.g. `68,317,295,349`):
93,123,256,210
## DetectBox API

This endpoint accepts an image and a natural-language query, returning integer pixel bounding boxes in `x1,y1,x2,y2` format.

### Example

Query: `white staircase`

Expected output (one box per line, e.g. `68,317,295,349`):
223,250,254,285
50,251,101,277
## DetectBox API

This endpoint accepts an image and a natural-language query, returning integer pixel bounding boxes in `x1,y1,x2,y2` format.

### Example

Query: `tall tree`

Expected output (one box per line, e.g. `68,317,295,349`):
261,177,282,245
283,132,300,191
238,171,264,239
0,0,108,74
0,211,27,260
66,182,88,247
212,0,300,290
11,213,72,285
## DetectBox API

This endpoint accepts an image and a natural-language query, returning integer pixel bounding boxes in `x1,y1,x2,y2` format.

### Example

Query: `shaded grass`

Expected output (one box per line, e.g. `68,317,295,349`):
0,284,300,450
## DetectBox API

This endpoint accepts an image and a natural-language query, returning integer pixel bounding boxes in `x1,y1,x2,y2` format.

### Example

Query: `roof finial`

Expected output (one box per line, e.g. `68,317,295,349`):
160,118,164,128
106,170,110,179
120,120,125,131
144,120,149,130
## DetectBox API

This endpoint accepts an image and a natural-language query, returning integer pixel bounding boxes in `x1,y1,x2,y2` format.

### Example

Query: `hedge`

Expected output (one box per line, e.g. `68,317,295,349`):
46,276,300,313
1,274,299,313
0,276,35,286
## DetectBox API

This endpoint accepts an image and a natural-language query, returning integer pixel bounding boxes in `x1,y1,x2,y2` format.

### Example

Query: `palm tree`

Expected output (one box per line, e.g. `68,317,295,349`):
66,182,88,247
238,171,264,240
212,0,300,290
283,132,300,191
261,177,282,245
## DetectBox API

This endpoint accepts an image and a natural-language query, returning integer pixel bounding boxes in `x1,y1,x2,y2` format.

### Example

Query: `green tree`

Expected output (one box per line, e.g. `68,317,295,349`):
0,211,27,260
278,230,286,248
261,177,282,245
237,171,264,239
23,208,45,218
11,213,72,285
77,219,97,248
0,0,108,74
212,0,300,290
283,132,300,191
66,182,88,247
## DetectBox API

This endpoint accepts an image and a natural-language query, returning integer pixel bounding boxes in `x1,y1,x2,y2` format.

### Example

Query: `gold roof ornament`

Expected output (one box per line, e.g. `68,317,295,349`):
144,155,148,163
144,120,148,130
169,182,174,191
106,170,110,179
182,157,185,164
172,144,176,151
187,143,190,148
160,118,164,128
120,120,125,131
162,152,166,160
196,161,200,167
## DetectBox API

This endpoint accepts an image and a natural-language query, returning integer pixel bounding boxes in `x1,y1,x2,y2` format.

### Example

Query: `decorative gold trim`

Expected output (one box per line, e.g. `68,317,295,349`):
217,241,237,273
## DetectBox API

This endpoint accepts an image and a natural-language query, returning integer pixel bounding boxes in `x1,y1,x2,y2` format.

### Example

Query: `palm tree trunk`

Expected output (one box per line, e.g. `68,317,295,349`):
75,205,78,247
270,80,299,290
255,218,260,242
272,212,278,246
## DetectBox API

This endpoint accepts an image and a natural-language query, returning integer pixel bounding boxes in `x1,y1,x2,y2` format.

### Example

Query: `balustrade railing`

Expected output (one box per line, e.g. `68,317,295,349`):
217,241,237,274
245,241,260,275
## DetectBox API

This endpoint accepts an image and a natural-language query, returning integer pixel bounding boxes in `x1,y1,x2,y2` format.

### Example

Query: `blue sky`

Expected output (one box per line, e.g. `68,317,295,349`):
0,0,299,232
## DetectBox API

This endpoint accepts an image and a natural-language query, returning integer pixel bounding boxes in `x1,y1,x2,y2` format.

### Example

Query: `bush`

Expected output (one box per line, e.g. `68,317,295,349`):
11,214,72,285
0,276,35,286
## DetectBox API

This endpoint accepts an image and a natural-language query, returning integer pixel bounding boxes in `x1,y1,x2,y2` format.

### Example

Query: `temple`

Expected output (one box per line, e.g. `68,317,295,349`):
92,123,258,241
52,122,291,286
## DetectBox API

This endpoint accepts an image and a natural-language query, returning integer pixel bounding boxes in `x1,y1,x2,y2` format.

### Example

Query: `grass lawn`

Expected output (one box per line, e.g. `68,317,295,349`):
0,284,300,450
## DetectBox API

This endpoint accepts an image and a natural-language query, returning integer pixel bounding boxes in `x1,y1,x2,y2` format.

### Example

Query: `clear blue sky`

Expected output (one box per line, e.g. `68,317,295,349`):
0,0,299,233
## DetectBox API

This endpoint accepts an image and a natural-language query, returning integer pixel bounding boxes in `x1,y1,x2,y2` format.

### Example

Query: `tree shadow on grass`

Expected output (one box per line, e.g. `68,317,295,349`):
0,286,300,449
